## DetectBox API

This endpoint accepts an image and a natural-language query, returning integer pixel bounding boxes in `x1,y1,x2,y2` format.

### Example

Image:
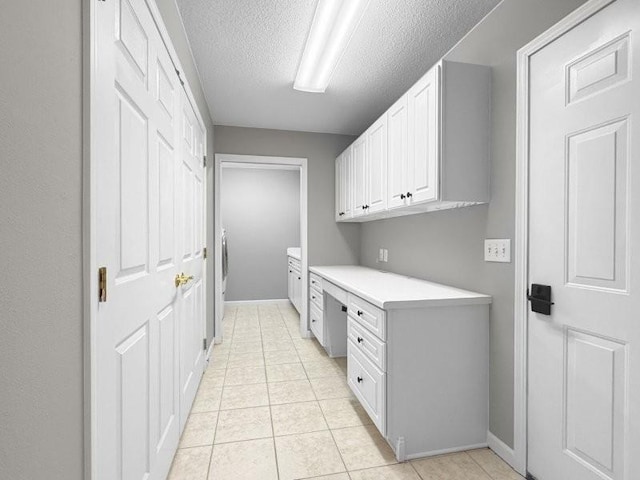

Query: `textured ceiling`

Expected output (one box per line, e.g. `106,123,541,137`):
176,0,501,135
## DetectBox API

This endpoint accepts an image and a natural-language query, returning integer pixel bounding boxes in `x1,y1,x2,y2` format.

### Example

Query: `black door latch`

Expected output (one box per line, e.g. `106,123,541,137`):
527,284,554,315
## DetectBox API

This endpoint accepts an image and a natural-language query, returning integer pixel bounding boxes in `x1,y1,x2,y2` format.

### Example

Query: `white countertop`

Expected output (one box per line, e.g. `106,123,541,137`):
287,247,301,260
309,265,492,309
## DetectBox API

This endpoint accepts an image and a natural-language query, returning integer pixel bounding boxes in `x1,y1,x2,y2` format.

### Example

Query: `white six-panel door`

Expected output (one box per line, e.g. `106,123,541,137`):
528,1,639,478
94,0,205,478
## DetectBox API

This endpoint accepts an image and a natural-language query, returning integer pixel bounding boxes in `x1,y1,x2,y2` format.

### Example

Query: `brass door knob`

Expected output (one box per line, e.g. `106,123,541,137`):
175,273,194,287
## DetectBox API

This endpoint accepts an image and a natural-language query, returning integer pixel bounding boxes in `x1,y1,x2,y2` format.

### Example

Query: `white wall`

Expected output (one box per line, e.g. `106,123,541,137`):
360,0,588,448
214,126,360,267
221,167,300,301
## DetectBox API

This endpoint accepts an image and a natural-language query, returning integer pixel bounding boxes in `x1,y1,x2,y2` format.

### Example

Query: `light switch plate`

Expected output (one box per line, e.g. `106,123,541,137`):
485,239,511,263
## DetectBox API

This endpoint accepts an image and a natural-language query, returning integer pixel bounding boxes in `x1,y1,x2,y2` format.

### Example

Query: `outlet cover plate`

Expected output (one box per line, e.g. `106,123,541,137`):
485,239,511,263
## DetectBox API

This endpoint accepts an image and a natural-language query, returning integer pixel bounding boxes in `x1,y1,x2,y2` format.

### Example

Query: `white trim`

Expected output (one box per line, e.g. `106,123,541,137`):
404,442,489,461
488,431,516,467
513,0,616,476
224,299,291,306
214,154,310,343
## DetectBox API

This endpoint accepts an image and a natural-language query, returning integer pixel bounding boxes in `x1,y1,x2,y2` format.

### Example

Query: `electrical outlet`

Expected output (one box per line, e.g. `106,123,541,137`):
484,239,511,263
378,248,385,262
383,249,388,262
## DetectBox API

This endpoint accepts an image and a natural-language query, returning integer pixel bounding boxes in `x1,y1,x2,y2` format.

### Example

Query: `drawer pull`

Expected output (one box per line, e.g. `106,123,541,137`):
357,376,363,383
357,310,363,316
312,295,316,300
357,337,363,343
312,280,316,284
311,319,316,323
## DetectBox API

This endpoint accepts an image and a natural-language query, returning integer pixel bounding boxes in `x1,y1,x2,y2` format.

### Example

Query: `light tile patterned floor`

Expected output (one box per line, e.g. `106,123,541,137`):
168,302,524,480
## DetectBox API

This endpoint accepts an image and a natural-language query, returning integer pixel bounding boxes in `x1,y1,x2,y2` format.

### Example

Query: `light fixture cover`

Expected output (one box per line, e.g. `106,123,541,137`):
294,0,370,93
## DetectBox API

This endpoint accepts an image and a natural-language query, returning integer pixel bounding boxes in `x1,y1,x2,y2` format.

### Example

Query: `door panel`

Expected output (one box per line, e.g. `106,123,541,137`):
408,66,439,205
335,153,343,220
387,95,408,210
352,134,367,217
528,1,639,479
367,115,387,213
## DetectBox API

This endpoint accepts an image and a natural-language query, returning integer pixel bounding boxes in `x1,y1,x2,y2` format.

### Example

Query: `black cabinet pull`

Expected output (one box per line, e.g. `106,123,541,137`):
357,337,363,343
361,205,366,210
406,192,413,198
311,319,316,322
289,270,292,273
400,193,405,199
312,295,316,300
357,376,363,383
298,277,301,280
357,310,363,316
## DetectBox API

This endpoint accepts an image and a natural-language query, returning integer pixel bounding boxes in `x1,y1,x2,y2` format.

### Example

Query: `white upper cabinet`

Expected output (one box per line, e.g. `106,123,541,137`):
336,60,491,222
352,133,368,217
407,65,439,205
366,115,387,214
387,95,408,210
335,146,354,220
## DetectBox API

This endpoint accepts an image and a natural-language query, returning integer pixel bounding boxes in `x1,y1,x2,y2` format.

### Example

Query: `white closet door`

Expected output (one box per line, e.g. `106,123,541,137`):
94,0,181,478
408,65,439,205
94,0,204,478
387,95,409,210
178,90,206,429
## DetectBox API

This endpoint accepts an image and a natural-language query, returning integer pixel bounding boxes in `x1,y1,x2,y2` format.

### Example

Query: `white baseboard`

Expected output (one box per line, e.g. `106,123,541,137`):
225,299,290,306
404,442,488,461
487,431,517,470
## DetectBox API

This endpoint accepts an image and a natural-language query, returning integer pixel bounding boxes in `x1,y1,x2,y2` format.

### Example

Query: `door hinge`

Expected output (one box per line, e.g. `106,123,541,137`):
203,338,207,351
203,247,207,259
98,267,107,302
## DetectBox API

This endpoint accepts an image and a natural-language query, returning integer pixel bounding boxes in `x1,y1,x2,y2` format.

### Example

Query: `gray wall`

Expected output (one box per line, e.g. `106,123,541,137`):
221,168,300,301
0,1,84,478
0,1,214,478
360,0,588,448
155,0,216,343
214,126,360,266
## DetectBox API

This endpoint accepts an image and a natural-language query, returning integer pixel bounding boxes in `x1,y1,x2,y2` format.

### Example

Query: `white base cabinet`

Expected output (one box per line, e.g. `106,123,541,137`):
336,60,491,222
287,256,302,313
310,266,491,461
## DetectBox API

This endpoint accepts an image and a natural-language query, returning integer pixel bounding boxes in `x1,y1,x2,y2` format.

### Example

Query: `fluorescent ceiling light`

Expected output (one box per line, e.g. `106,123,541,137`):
294,0,370,93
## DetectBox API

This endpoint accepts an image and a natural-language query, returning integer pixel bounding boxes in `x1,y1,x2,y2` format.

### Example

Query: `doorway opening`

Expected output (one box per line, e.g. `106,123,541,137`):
214,154,309,345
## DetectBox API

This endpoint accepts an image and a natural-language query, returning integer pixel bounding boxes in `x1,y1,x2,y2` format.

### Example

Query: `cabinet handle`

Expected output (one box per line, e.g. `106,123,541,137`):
400,193,405,199
357,310,363,316
298,277,301,280
406,192,413,198
312,319,316,322
357,376,363,383
289,270,292,273
361,206,366,210
357,337,363,343
312,295,316,300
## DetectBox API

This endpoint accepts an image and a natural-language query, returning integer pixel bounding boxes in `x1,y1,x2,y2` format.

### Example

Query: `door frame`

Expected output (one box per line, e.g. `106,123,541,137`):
513,0,616,475
214,153,310,343
83,0,208,477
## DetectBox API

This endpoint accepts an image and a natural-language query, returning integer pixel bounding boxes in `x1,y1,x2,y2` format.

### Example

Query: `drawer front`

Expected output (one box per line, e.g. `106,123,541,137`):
348,294,386,340
309,303,324,346
289,257,301,271
310,288,323,311
348,317,386,371
347,340,386,434
309,272,323,291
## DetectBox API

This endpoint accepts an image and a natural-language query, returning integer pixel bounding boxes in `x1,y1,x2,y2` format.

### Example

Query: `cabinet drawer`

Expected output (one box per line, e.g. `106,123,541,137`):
310,303,324,346
348,294,386,340
310,288,323,311
348,340,386,434
348,317,386,371
309,273,323,291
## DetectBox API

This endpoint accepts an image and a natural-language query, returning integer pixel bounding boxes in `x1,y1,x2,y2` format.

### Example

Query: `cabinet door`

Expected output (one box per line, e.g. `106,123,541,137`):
287,266,294,303
343,146,354,218
367,114,387,213
352,133,368,217
335,154,344,221
408,65,440,205
387,95,409,210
